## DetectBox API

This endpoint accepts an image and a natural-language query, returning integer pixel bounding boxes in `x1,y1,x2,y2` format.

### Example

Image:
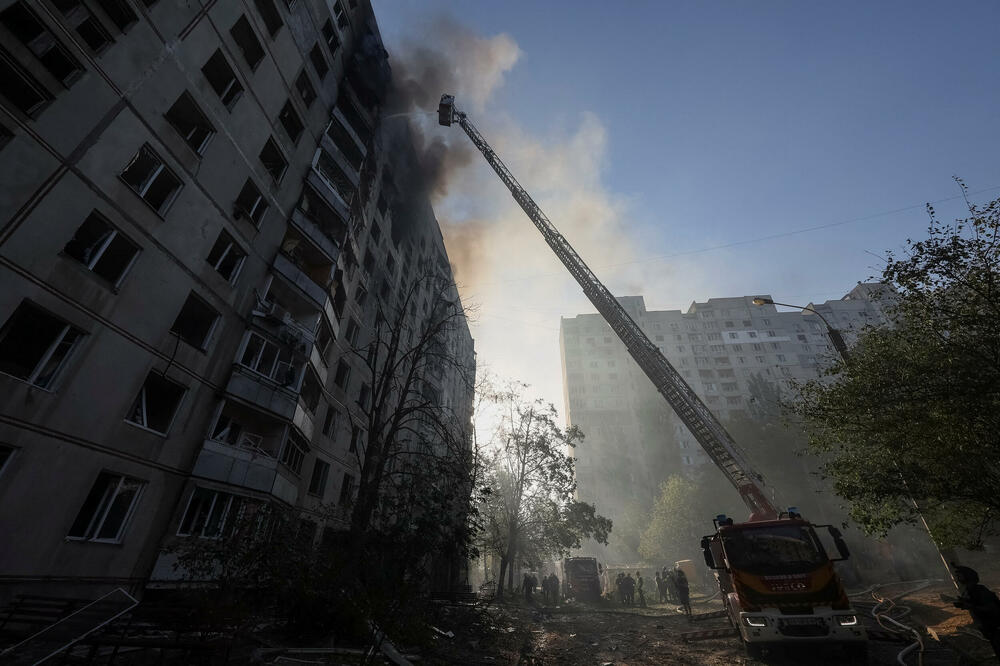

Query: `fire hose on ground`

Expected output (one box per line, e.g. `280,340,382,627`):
849,579,937,666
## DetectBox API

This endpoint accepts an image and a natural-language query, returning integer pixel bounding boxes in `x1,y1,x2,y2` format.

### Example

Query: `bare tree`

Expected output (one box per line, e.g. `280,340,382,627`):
344,269,478,595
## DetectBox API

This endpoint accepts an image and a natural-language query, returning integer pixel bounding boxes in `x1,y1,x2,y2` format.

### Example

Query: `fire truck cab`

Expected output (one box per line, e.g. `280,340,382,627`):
701,511,867,659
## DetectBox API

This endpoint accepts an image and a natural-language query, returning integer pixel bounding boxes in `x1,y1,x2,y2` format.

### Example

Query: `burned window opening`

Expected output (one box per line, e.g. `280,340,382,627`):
64,211,140,286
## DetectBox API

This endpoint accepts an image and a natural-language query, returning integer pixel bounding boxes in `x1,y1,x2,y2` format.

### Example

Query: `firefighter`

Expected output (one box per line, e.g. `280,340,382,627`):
952,564,1000,660
675,566,691,619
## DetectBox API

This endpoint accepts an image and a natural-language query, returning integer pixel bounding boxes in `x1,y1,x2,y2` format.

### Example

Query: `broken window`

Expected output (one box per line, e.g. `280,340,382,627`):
338,472,353,505
178,487,243,537
308,459,329,496
94,0,136,31
295,69,316,108
67,472,145,542
1,3,82,85
64,211,140,285
206,230,246,283
0,49,51,116
201,49,243,109
352,285,366,310
357,382,370,409
333,358,350,389
278,99,303,144
349,425,361,453
362,250,374,275
51,0,112,53
240,332,297,384
300,368,321,413
165,91,214,155
0,444,14,478
309,44,328,80
253,0,282,36
120,145,182,215
230,15,264,70
170,292,218,348
259,136,287,183
344,318,359,346
315,320,334,362
325,118,363,170
0,302,83,388
126,372,185,434
280,431,308,474
333,0,348,28
234,178,267,225
321,19,339,54
321,405,337,437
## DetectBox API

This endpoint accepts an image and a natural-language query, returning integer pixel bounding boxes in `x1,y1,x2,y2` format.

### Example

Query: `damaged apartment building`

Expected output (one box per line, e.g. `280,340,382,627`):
560,285,888,561
0,0,473,600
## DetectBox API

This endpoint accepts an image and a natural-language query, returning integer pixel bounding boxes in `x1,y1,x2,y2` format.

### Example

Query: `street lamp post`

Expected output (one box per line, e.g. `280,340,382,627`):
751,297,850,362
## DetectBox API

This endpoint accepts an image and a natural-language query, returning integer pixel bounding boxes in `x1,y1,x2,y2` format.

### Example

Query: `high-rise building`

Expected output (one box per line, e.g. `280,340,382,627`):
0,0,473,601
559,284,888,558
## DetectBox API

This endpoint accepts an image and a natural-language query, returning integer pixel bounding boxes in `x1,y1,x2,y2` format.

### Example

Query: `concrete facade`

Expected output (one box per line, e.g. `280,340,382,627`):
559,284,889,555
0,0,473,600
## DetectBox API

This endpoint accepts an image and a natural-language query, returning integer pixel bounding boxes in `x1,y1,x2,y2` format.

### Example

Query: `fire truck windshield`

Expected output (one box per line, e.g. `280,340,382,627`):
722,525,828,575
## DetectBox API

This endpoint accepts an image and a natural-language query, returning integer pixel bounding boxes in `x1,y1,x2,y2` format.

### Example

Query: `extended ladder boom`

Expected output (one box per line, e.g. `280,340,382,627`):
438,95,777,519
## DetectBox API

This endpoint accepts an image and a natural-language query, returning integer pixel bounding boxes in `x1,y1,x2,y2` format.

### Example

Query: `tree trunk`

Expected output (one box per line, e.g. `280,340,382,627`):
497,556,508,600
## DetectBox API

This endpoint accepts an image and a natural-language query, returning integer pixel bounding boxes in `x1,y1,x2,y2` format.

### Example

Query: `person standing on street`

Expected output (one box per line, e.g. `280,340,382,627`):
675,567,691,619
952,564,1000,660
636,570,647,607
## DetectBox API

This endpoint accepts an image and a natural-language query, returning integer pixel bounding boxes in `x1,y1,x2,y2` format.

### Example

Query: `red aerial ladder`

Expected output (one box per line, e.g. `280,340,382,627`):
439,95,866,658
437,94,775,520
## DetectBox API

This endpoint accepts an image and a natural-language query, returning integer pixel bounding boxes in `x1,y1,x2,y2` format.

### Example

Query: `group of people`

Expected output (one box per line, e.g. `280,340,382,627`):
614,571,645,607
655,566,691,617
521,572,561,605
612,566,691,616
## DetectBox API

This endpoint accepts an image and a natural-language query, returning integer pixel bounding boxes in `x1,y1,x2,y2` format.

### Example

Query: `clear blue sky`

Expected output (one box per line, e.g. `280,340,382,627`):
374,0,1000,303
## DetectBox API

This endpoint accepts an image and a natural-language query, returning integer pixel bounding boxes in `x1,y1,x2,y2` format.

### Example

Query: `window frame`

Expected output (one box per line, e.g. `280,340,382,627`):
307,458,330,496
259,136,288,183
0,302,84,390
205,229,246,284
0,45,53,117
63,211,141,287
294,69,316,108
201,49,243,110
164,91,215,156
125,372,186,435
119,144,182,216
170,292,220,350
176,487,242,538
230,14,265,70
234,178,267,225
66,472,145,544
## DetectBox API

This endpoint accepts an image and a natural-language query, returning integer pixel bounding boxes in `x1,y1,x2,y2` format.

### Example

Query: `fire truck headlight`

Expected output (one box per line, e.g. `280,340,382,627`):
835,615,858,626
743,616,768,627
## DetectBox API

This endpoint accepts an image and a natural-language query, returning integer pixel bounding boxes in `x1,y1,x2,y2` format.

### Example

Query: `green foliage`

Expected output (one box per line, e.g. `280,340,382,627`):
639,471,742,565
476,390,612,596
791,187,1000,548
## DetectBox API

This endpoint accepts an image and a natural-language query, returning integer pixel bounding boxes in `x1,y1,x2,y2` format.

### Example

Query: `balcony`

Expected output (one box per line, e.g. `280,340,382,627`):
273,251,328,307
305,170,351,226
330,108,367,163
226,363,299,421
314,148,357,208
